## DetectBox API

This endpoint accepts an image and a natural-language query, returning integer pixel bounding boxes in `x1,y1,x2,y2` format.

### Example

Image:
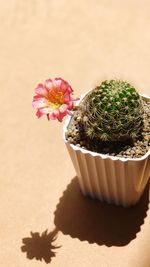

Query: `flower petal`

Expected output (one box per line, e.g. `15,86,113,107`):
32,96,48,108
49,110,59,120
53,79,62,88
45,79,53,90
36,109,44,118
59,104,68,113
35,84,49,96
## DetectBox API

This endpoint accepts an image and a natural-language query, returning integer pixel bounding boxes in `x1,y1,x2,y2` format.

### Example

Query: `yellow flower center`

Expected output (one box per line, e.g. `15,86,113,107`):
47,88,64,110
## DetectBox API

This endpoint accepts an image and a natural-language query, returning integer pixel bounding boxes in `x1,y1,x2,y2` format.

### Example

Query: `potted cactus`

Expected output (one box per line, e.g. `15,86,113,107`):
64,80,150,207
33,78,150,207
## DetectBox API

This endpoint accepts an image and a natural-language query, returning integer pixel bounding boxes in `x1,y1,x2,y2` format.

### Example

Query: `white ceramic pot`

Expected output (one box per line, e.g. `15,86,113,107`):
63,94,150,207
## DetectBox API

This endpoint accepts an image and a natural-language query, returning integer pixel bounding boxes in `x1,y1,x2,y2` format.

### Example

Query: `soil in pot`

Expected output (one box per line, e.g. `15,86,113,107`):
66,99,150,159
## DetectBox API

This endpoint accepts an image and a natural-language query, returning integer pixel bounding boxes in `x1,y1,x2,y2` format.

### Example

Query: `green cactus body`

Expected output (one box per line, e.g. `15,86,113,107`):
80,80,144,142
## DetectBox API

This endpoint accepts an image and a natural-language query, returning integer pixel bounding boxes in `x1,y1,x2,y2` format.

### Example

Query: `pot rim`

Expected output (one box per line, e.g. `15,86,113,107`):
63,92,150,162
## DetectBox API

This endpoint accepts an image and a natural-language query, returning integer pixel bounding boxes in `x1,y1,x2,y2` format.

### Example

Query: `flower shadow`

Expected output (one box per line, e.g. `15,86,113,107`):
54,177,149,247
21,228,60,263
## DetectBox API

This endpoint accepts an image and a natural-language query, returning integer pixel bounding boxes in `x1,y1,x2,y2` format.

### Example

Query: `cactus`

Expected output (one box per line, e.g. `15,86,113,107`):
80,80,144,142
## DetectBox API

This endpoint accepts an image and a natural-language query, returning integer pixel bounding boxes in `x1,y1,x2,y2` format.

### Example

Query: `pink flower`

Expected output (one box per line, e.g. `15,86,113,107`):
32,78,79,122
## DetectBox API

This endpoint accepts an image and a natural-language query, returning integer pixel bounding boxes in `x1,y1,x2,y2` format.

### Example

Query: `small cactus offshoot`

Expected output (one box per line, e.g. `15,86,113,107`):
80,80,144,142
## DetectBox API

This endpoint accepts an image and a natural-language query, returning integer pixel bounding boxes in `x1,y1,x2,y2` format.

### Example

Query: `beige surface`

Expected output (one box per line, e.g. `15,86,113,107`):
0,1,150,266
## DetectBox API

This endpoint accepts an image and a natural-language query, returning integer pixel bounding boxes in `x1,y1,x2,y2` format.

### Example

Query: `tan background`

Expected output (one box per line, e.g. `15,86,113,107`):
0,1,150,266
